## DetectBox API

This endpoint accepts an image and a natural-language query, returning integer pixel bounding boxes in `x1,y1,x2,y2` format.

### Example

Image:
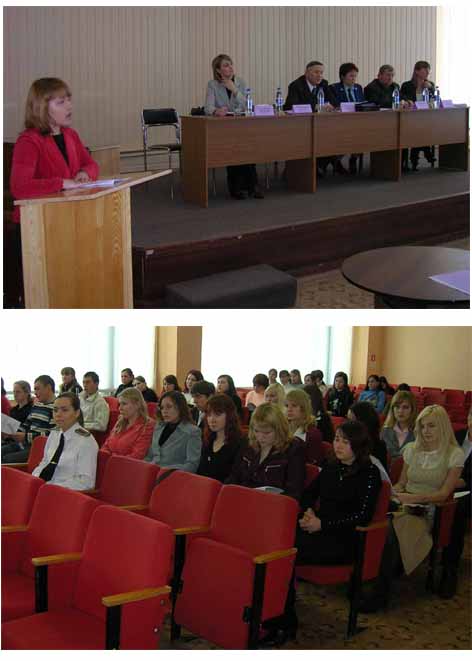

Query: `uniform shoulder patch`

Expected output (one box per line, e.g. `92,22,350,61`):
76,427,91,436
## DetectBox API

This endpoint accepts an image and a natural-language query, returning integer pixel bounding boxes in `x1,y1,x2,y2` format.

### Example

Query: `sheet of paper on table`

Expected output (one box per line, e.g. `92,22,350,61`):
429,270,470,295
75,178,130,189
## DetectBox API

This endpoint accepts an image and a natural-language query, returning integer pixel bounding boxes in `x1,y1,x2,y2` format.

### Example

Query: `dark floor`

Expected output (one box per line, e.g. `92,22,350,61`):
130,159,469,248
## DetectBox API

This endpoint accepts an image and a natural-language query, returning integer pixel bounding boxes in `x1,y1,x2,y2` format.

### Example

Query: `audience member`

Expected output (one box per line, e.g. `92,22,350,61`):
381,390,417,460
303,384,334,442
183,369,204,404
311,370,328,396
245,373,270,410
358,374,386,413
379,376,395,397
290,370,304,388
264,383,287,413
363,405,464,612
1,379,11,414
145,391,202,472
133,375,159,403
114,368,135,397
326,371,353,417
6,381,34,426
32,392,97,491
304,374,314,386
227,403,305,501
59,367,82,395
217,374,243,417
9,77,99,224
102,388,154,459
2,374,56,463
204,53,263,199
286,389,324,465
268,368,278,385
161,374,182,396
191,380,216,430
79,371,110,433
280,370,295,394
262,420,382,644
198,394,245,482
364,64,401,108
348,401,389,473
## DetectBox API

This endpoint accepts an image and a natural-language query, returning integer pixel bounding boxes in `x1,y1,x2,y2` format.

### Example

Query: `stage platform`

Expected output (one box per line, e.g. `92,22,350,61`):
130,161,469,306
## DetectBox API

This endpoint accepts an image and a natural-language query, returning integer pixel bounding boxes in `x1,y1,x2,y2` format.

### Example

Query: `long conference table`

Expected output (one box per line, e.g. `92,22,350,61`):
181,107,469,207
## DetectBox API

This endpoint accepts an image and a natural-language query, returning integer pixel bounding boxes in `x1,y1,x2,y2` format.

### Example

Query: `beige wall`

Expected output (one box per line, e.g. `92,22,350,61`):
381,327,471,391
155,327,202,389
4,6,437,156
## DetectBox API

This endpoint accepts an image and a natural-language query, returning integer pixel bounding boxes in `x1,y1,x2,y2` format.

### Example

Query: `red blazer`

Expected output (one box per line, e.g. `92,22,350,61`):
10,127,99,222
102,418,155,460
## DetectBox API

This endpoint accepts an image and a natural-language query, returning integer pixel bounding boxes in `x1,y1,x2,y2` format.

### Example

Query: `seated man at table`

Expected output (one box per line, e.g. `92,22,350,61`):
284,60,337,176
364,64,401,108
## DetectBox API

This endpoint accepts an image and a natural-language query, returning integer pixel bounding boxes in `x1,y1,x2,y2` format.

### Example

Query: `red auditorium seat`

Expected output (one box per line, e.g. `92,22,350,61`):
1,467,43,527
93,409,119,447
2,505,174,649
443,389,466,409
94,450,111,490
7,435,47,473
422,390,446,407
295,480,391,638
389,456,404,484
104,396,119,410
90,455,159,508
330,416,345,432
147,401,159,419
304,464,320,490
465,391,471,407
1,484,99,623
409,386,421,393
321,441,334,462
240,406,251,425
426,498,459,592
173,485,299,649
413,392,425,411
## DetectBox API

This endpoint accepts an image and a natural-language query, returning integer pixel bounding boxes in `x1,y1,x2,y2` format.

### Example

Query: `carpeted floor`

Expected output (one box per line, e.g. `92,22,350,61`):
162,532,471,650
295,237,470,308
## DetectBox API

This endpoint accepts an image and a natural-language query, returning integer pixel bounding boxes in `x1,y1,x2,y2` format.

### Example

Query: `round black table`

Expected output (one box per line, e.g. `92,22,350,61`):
342,246,470,308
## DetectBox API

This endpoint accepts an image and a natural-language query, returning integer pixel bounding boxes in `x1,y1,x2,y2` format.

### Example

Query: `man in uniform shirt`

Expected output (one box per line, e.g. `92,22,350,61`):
79,371,110,433
2,374,56,463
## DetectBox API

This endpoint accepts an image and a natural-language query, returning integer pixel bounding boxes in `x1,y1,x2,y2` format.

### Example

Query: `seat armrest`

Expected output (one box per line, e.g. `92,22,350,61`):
119,504,149,511
253,547,297,564
2,524,28,533
82,488,99,495
356,520,389,532
102,585,171,607
32,552,82,567
4,462,28,471
173,526,210,536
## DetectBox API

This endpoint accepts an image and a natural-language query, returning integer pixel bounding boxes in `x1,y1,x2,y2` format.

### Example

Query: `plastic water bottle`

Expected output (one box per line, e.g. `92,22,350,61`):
245,88,254,116
275,87,284,114
434,87,441,109
317,88,325,112
392,87,400,110
422,87,430,104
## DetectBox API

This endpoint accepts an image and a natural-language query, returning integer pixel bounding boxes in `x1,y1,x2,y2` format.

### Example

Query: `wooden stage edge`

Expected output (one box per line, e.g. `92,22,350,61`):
132,191,469,307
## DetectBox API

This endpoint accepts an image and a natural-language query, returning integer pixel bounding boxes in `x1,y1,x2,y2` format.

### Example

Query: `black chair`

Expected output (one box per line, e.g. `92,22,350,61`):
141,108,181,199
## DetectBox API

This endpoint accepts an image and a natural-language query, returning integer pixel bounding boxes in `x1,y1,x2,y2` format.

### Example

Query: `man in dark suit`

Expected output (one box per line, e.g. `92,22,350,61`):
190,380,216,431
439,408,472,598
364,64,400,108
284,61,338,175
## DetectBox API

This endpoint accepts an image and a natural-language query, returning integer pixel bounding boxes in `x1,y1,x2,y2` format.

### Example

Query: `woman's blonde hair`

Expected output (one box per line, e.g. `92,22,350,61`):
249,403,291,453
413,405,458,453
264,383,286,411
24,77,72,135
384,390,417,430
285,388,316,434
113,387,150,434
212,54,232,81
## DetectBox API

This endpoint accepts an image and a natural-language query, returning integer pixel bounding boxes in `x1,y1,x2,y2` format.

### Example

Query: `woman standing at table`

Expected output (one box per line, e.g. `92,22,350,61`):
10,77,99,221
204,54,263,200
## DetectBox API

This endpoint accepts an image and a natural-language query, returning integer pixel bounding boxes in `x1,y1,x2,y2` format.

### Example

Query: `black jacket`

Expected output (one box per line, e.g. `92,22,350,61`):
284,76,336,111
364,78,400,108
326,387,353,418
198,436,245,483
400,79,435,103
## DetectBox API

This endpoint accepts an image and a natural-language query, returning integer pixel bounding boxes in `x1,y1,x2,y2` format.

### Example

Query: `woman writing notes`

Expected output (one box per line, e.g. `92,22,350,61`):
204,54,263,200
10,77,99,216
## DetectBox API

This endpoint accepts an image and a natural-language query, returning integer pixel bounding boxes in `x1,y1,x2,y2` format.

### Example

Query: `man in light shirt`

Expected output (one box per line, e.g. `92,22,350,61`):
79,371,110,433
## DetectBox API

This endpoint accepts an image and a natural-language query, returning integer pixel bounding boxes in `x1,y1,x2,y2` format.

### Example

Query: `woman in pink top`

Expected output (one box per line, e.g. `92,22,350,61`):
245,373,270,411
102,387,155,459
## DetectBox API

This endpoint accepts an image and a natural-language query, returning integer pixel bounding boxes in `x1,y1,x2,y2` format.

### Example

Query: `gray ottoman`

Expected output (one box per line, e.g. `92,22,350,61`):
165,264,297,308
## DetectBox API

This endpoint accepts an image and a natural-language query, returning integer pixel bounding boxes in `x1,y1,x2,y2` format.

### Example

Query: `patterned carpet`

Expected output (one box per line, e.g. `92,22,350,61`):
162,532,471,650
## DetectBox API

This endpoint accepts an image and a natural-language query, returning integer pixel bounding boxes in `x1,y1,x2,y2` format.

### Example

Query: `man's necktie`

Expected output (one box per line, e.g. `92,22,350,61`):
39,433,65,482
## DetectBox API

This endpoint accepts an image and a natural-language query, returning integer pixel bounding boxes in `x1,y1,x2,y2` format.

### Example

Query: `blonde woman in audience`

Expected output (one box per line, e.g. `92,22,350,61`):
362,405,464,611
102,387,155,459
227,403,305,501
245,373,270,411
264,383,286,413
381,390,417,460
286,389,324,464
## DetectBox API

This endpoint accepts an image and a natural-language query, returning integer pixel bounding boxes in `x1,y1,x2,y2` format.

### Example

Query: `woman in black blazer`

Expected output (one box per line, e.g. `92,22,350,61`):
400,60,436,171
216,374,243,418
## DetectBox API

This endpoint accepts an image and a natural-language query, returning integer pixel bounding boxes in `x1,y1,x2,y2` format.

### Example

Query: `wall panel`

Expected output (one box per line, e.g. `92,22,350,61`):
4,6,437,150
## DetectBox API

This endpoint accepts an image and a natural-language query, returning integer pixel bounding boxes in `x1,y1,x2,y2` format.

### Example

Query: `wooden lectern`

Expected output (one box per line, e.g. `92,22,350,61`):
15,171,169,309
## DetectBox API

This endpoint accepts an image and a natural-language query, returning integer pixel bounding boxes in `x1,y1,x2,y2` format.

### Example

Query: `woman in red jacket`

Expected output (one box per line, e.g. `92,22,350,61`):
10,77,99,222
102,388,155,460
